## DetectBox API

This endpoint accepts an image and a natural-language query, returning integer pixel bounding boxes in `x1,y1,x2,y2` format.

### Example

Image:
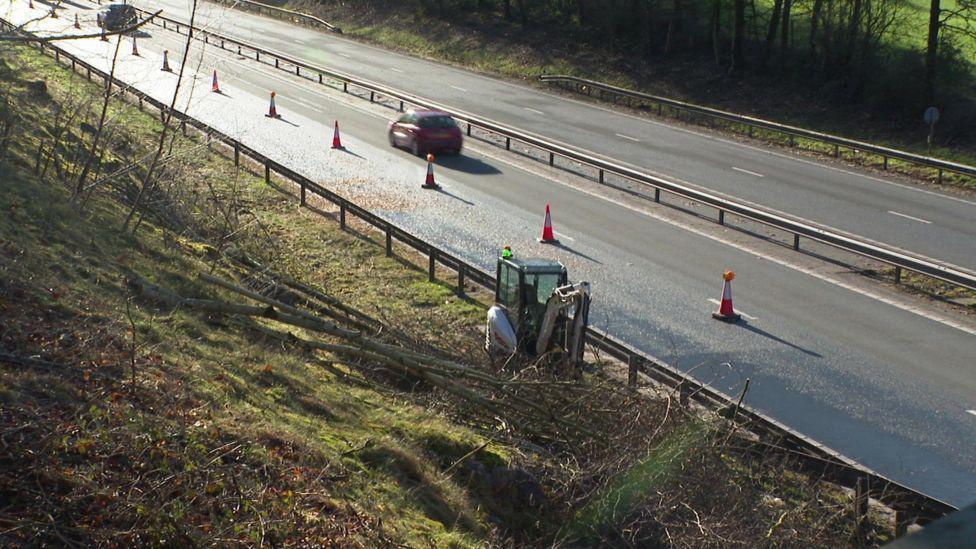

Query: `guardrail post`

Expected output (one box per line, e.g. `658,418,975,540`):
138,97,143,111
296,66,300,76
300,183,306,206
275,58,279,68
854,477,869,538
748,125,753,138
369,91,374,102
466,123,471,137
264,161,270,184
343,82,348,93
86,66,91,80
833,144,840,157
399,100,404,112
718,210,725,225
505,137,510,150
204,35,208,44
894,510,909,538
599,169,604,184
71,58,75,71
234,142,240,166
654,188,661,203
793,234,800,251
385,225,393,256
937,168,943,185
549,152,554,166
657,103,663,116
894,266,902,284
883,156,889,170
457,264,465,297
256,51,260,62
627,355,638,388
163,20,166,29
428,250,436,282
237,45,241,55
339,202,346,229
318,73,323,84
221,40,225,49
788,135,795,148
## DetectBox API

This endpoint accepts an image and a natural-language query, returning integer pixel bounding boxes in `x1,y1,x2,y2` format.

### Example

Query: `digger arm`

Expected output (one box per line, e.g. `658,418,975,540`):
535,282,591,360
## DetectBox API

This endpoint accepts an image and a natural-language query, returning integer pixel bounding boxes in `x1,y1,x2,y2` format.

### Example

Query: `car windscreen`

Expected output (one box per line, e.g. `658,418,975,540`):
417,116,457,129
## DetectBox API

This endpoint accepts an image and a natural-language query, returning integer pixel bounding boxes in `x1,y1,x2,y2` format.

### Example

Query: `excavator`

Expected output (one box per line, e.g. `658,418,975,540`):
486,249,591,368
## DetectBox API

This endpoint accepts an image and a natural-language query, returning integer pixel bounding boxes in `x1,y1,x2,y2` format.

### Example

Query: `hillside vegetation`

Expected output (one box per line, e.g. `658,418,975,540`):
0,41,905,546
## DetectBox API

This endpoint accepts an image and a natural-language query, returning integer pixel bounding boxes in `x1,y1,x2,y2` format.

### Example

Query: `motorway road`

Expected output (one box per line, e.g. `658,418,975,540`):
134,0,976,272
8,1,976,507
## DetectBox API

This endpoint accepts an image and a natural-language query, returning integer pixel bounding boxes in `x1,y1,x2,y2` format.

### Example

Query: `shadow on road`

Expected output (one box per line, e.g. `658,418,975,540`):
334,147,364,160
435,187,474,206
38,0,91,11
738,320,822,358
551,241,602,264
436,154,501,175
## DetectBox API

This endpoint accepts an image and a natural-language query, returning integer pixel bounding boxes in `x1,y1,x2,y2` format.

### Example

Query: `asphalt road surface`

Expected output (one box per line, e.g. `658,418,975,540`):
9,0,976,507
136,0,976,272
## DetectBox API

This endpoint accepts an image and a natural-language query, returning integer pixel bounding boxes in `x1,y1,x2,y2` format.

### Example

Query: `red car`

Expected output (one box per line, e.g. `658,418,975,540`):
388,110,463,156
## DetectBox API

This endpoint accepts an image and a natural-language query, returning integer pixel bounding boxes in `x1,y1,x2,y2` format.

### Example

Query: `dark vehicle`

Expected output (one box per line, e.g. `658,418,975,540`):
97,4,137,31
387,110,463,156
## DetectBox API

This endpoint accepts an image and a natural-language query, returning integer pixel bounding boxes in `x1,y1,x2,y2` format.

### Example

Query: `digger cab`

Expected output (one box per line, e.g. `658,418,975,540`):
494,257,568,355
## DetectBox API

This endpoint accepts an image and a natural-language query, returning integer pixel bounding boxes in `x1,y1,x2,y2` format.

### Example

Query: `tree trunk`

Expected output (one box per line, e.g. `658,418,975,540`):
780,0,792,49
925,0,940,103
730,0,746,70
761,0,783,66
808,0,824,57
711,0,722,64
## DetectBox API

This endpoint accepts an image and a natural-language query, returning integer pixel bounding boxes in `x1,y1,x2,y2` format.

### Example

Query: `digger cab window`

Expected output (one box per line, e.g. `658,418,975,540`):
498,263,520,311
522,272,561,330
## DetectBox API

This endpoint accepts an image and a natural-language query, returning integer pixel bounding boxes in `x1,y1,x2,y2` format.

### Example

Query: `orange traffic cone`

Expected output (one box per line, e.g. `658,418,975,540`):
131,36,140,56
211,70,220,93
265,91,280,118
712,270,741,322
331,121,343,149
74,13,80,29
422,153,439,189
161,50,171,71
538,203,559,244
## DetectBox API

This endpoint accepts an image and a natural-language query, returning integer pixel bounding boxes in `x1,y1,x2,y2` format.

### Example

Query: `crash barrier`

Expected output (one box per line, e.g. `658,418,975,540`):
208,0,341,33
89,0,341,33
2,16,957,531
540,75,976,186
132,8,976,295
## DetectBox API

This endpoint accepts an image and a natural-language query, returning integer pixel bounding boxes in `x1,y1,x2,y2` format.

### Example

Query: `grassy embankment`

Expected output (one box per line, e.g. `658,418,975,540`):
1,41,906,546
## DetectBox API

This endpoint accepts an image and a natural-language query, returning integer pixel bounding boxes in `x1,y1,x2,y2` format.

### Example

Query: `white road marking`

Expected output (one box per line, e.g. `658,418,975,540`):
146,26,976,338
708,298,758,320
388,67,404,73
615,133,640,142
337,52,351,58
469,139,976,336
886,210,932,225
292,38,306,45
524,107,545,115
732,166,765,178
554,231,575,242
450,85,467,92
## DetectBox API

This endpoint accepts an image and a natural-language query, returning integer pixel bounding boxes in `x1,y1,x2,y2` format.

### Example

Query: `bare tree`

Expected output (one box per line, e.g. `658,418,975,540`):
122,0,200,234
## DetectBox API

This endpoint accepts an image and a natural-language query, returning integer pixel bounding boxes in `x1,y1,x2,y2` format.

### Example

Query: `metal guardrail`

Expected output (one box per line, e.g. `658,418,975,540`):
134,9,976,294
90,0,341,32
5,17,958,529
540,75,976,185
209,0,341,33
